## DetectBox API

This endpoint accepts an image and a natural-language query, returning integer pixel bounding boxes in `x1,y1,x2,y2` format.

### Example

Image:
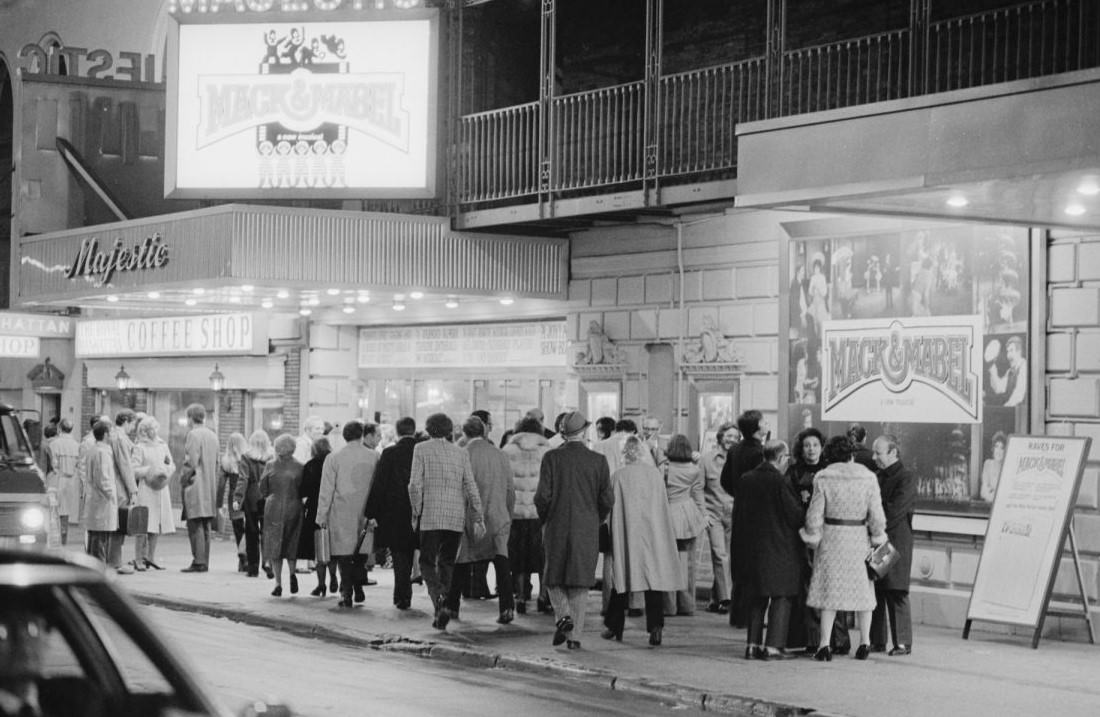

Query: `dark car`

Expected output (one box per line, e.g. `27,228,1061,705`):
0,549,234,717
0,404,54,547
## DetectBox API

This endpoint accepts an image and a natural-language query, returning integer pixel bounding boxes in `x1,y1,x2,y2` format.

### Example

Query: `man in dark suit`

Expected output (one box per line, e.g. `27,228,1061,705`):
737,440,805,660
720,409,769,628
870,434,916,655
365,416,420,610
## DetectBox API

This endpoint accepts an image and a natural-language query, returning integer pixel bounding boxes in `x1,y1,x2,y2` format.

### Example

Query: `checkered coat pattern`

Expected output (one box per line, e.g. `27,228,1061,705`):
409,438,483,532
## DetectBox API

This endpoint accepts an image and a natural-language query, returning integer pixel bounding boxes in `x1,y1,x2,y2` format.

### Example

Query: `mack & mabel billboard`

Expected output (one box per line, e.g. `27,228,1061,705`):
166,14,438,198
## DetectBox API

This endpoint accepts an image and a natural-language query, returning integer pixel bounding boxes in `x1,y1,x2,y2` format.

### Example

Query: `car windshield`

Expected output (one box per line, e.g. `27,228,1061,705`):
0,416,33,461
0,581,206,717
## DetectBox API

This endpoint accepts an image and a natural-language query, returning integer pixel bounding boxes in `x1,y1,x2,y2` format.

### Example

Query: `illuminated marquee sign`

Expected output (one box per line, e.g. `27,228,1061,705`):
167,16,437,199
76,313,266,358
169,0,424,14
359,322,568,369
821,315,983,424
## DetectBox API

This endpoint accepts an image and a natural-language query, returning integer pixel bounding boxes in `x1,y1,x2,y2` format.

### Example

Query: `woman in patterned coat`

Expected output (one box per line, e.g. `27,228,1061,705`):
800,435,887,662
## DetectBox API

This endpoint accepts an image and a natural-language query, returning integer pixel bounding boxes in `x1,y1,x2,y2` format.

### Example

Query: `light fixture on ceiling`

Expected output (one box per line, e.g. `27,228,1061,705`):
299,308,312,316
276,289,289,299
327,288,341,296
1077,179,1100,196
229,295,242,304
410,291,424,300
209,363,225,392
357,294,370,304
114,365,131,391
946,195,969,208
147,291,160,299
106,295,119,303
445,296,459,309
261,299,274,309
308,297,320,306
185,298,197,306
193,287,205,295
343,296,355,304
1065,203,1087,217
393,300,406,311
499,297,515,306
241,285,254,292
342,306,355,314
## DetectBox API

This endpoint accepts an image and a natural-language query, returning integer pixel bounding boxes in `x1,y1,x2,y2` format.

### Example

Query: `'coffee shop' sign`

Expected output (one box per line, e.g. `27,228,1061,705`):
66,233,170,288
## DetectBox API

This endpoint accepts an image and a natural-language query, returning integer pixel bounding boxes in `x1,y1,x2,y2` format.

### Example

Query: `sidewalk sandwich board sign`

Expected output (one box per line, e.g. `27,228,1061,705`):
964,434,1094,648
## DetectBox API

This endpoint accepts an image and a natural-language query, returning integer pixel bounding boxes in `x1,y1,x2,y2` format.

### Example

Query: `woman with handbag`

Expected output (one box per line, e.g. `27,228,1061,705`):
220,433,249,573
298,437,338,596
662,434,707,617
132,417,175,571
260,434,305,597
234,430,272,578
800,435,888,661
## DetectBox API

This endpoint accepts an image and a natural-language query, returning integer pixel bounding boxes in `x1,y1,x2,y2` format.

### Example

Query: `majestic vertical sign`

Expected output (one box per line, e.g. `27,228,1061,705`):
167,15,438,198
821,315,983,424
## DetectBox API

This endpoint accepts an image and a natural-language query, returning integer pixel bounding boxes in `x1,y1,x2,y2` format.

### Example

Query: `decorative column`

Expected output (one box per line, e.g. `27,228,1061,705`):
642,0,663,204
537,0,556,217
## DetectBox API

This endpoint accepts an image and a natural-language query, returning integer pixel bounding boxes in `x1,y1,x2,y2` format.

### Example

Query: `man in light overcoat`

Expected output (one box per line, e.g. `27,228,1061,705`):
107,409,139,573
83,421,117,564
317,420,379,607
181,403,220,573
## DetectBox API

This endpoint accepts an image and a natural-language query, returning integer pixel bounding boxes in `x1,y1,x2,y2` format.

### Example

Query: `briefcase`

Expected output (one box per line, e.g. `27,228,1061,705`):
118,505,149,535
314,526,331,565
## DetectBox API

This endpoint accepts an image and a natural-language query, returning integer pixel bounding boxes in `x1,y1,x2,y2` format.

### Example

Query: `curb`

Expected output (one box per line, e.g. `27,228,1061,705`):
134,593,831,716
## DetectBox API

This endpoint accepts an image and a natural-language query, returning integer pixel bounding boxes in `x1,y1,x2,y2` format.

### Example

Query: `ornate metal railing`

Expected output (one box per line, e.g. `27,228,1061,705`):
456,0,1100,207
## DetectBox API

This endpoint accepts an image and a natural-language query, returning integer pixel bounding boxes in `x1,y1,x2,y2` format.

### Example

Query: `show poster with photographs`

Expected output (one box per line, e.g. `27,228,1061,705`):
787,225,1030,515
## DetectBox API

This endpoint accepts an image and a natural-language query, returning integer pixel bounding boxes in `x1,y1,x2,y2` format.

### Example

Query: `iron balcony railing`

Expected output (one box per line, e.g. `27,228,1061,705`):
456,0,1100,206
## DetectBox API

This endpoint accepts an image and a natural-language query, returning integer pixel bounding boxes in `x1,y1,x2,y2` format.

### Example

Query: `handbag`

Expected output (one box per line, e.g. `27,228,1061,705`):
865,540,900,580
145,470,169,491
314,525,331,565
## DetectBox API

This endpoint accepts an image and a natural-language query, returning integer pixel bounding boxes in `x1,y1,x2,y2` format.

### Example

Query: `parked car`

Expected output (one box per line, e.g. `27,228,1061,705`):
0,548,290,717
0,403,54,548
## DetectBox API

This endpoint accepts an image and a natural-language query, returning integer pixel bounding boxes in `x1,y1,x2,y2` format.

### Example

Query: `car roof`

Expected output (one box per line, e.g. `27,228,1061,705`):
0,549,109,586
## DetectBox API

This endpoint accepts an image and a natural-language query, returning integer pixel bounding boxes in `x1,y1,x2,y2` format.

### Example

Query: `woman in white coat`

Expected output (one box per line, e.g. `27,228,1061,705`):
132,417,175,571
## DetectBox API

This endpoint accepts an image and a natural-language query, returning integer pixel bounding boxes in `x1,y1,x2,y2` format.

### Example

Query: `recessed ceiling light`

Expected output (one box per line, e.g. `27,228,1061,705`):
308,297,320,306
241,285,254,292
193,287,205,295
499,297,515,306
1077,180,1100,196
185,298,197,306
147,291,160,299
357,294,371,304
393,293,405,301
299,308,312,316
445,298,459,309
261,299,274,309
326,288,340,296
277,289,289,299
106,295,119,303
946,195,969,208
410,291,424,300
229,295,242,304
342,306,355,314
1065,203,1087,216
393,301,406,311
343,296,355,304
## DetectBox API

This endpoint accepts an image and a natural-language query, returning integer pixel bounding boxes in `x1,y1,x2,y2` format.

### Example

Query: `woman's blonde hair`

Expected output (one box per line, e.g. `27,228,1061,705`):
621,434,643,464
247,430,273,460
136,416,160,442
225,432,248,462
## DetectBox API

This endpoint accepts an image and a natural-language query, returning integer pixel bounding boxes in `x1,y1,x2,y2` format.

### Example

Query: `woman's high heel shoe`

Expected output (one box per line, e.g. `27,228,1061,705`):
290,574,299,594
813,646,832,662
310,584,326,597
271,585,283,597
855,644,870,660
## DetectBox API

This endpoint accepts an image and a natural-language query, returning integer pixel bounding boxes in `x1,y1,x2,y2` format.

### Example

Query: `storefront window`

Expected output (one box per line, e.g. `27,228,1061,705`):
786,224,1031,516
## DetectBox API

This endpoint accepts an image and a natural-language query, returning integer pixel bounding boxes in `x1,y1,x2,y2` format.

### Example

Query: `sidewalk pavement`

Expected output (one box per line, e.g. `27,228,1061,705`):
84,532,1099,717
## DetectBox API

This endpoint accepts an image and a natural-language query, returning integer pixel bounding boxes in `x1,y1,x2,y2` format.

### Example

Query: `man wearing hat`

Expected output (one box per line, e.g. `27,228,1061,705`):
534,410,614,650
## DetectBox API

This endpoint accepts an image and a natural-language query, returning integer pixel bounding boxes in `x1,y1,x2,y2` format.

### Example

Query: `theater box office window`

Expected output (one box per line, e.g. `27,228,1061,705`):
782,221,1036,519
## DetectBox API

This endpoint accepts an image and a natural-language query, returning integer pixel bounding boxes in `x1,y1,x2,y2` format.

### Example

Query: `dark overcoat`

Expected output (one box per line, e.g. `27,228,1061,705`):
535,441,613,588
365,436,419,553
296,454,326,560
721,436,764,581
739,462,806,597
877,459,916,591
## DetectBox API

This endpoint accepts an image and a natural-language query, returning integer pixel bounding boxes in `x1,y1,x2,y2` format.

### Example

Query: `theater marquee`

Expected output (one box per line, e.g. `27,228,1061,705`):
166,13,438,199
821,315,983,424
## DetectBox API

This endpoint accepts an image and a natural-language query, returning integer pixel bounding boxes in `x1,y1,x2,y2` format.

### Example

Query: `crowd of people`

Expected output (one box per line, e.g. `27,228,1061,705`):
39,402,915,659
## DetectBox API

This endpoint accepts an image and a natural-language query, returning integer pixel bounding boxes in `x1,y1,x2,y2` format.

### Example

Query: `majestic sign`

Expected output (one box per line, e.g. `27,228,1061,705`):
358,322,568,369
65,234,170,288
75,313,265,358
0,336,40,358
167,17,437,198
821,315,983,424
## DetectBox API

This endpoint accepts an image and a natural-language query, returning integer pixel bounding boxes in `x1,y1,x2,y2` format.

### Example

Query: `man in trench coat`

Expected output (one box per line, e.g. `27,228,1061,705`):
737,440,805,660
317,420,379,608
181,404,219,572
535,411,613,650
